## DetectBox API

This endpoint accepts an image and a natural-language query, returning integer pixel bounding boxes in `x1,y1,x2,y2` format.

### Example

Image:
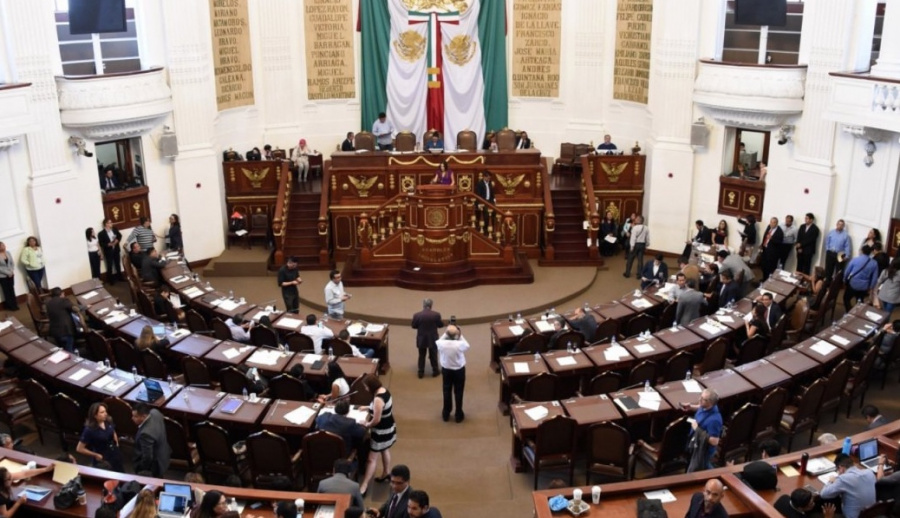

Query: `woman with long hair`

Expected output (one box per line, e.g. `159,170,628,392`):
714,220,728,246
136,324,169,354
865,228,883,248
192,490,228,518
130,489,158,518
359,374,397,496
317,361,349,402
85,228,101,279
168,214,183,252
75,402,124,472
876,257,900,313
19,236,45,290
0,463,54,517
599,210,617,257
291,138,317,182
797,266,827,308
431,160,455,187
0,242,18,311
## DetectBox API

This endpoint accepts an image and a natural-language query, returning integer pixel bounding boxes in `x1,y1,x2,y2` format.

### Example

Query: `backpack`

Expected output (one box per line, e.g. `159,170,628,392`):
53,476,82,510
637,498,668,518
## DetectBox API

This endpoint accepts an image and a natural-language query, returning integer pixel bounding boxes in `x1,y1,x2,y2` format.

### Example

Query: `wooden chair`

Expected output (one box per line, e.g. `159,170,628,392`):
286,333,315,353
658,302,677,329
583,371,622,396
496,129,517,151
717,403,758,465
194,421,248,483
734,335,768,366
554,143,580,174
782,298,809,347
22,379,57,445
767,315,788,353
751,387,788,449
110,338,141,374
269,374,312,402
182,356,214,388
696,337,729,375
250,326,279,349
394,131,416,152
248,212,270,249
220,367,252,395
779,377,826,451
843,344,879,417
136,290,157,319
26,293,49,338
84,330,111,363
103,397,137,448
632,416,691,478
325,338,353,357
513,372,558,403
456,130,477,151
185,309,209,334
627,360,658,387
247,430,301,490
301,430,347,491
353,131,376,152
50,393,83,451
226,210,250,250
0,379,31,437
349,376,374,407
622,314,657,339
164,416,199,472
522,415,577,489
661,351,694,382
585,421,631,485
549,330,584,351
211,318,232,341
140,349,168,380
818,359,853,423
511,333,548,355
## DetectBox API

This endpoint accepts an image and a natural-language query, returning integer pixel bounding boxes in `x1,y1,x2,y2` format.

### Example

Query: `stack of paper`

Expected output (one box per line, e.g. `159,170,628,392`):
218,299,240,312
535,320,555,333
644,489,676,503
513,362,530,374
183,286,204,299
247,349,280,366
47,351,69,364
715,314,735,324
682,379,702,393
524,405,549,421
866,311,883,321
632,298,653,309
810,341,837,356
283,405,317,424
699,323,721,335
104,312,128,325
0,321,11,332
555,356,577,367
302,353,323,364
637,390,661,410
278,317,303,329
634,344,655,354
365,323,385,333
222,348,242,360
604,345,630,362
509,325,525,336
170,275,189,284
347,323,365,335
82,290,99,300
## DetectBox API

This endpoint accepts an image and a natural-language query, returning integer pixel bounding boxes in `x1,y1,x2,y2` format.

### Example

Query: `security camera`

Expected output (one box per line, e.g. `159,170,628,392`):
82,150,93,157
68,136,93,157
777,137,788,146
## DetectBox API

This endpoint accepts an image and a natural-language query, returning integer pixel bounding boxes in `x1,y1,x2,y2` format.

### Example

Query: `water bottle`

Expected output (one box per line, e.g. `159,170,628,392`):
328,346,334,359
842,437,852,455
192,272,199,282
205,281,212,290
228,289,234,300
104,359,111,370
566,341,573,353
132,366,139,382
318,320,323,329
684,370,691,381
243,388,249,401
800,452,809,475
611,335,618,347
167,375,174,390
182,388,189,402
644,379,651,393
551,307,557,317
516,312,522,321
584,302,590,310
534,352,540,363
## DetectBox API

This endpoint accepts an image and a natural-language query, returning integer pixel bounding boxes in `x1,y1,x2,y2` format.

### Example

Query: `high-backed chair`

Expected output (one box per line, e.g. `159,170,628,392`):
220,367,252,395
662,351,694,382
269,374,312,402
0,380,31,436
512,333,548,355
632,416,691,478
496,129,517,151
354,132,376,152
422,129,438,144
26,293,49,338
734,335,768,366
194,421,248,483
286,333,315,353
248,212,270,248
550,330,584,351
779,378,826,450
211,318,232,341
103,397,137,447
594,318,619,343
717,403,758,465
522,415,577,489
767,315,788,353
751,387,788,448
622,314,657,339
250,326,279,349
349,376,374,407
843,343,879,417
456,130,477,151
324,338,353,358
84,330,111,363
782,298,809,347
110,337,141,374
50,393,83,451
246,430,301,489
165,416,199,472
140,349,168,380
586,421,631,484
22,379,57,445
301,430,347,491
658,303,678,330
583,371,622,396
696,337,729,376
185,309,209,334
394,131,416,152
627,360,658,387
182,356,214,388
513,372,558,403
818,359,853,423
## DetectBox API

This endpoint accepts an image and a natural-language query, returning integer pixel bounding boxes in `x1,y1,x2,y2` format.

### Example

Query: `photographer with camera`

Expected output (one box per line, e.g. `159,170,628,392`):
435,322,470,423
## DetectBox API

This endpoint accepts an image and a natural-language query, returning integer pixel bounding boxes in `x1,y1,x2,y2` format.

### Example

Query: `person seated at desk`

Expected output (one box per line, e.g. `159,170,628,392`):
287,364,318,401
246,147,262,161
482,131,495,151
154,285,185,324
100,167,120,192
516,131,531,150
775,488,835,518
226,314,252,344
569,307,597,342
263,144,274,160
127,241,144,270
338,329,375,359
139,248,168,286
424,133,443,151
275,500,298,518
597,134,617,154
431,161,455,188
685,479,727,518
342,132,355,152
300,314,334,354
728,163,748,179
136,324,169,355
315,401,367,457
0,464,55,517
640,253,668,289
819,454,877,518
192,489,229,518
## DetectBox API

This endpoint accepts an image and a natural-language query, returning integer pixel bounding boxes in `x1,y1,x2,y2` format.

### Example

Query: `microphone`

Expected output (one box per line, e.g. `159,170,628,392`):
331,390,358,403
620,380,648,391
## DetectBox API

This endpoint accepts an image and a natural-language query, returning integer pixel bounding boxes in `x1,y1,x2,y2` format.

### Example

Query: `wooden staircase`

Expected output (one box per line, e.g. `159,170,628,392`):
542,186,596,266
281,186,328,269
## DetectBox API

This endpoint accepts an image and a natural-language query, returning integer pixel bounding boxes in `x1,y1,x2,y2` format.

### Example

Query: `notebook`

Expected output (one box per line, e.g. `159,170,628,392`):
157,492,188,518
136,379,165,403
858,439,881,471
163,482,194,507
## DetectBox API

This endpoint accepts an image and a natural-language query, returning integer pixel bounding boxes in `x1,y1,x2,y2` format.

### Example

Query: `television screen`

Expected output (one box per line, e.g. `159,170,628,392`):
68,0,127,35
734,0,788,27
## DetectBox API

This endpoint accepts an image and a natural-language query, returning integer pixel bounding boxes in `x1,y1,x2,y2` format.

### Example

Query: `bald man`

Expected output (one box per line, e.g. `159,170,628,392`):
685,479,728,518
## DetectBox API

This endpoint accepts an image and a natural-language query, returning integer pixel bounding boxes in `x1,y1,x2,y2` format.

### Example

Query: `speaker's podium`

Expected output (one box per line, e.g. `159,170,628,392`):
342,183,533,291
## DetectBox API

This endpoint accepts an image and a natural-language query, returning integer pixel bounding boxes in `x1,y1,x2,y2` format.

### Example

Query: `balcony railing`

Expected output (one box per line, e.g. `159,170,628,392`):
824,71,900,134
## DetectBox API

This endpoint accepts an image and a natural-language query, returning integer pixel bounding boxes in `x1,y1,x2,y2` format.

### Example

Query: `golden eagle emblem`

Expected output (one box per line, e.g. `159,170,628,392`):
242,167,269,188
495,173,526,196
401,0,469,14
349,175,379,198
393,31,426,63
600,162,628,183
443,35,476,66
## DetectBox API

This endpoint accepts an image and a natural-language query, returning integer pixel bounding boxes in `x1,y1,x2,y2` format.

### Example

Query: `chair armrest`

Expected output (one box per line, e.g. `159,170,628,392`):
635,439,658,455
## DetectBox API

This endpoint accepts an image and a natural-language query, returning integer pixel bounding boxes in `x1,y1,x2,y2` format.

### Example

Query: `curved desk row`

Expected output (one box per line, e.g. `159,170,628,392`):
532,420,900,518
0,446,349,517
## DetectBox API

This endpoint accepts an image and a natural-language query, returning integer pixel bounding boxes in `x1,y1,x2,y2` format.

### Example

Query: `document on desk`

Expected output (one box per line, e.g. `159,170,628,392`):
866,311,883,322
302,354,323,364
183,286,204,299
780,465,800,477
314,505,335,518
715,314,735,324
69,368,91,381
524,405,549,421
830,334,850,346
604,345,630,362
513,362,530,374
82,290,99,300
104,312,128,325
634,344,655,354
631,298,653,309
535,320,555,333
217,299,240,312
91,375,113,390
47,350,69,364
247,349,280,366
644,489,676,503
171,328,190,339
509,325,525,336
699,323,721,335
348,323,365,335
169,275,189,284
810,341,837,357
278,317,303,329
555,356,577,367
0,459,25,473
365,323,385,333
283,405,317,425
682,379,702,393
221,348,241,360
0,321,11,332
104,378,127,392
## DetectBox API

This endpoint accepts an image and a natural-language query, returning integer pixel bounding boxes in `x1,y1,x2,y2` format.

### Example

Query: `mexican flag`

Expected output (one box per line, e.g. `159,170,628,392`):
359,0,508,150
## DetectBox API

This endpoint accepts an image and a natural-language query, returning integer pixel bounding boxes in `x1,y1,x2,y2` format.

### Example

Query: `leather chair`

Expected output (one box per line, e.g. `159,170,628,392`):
550,330,584,351
767,315,788,353
843,343,879,417
182,356,214,388
165,416,199,472
110,337,141,374
22,379,58,445
250,326,279,349
632,416,690,478
211,318,232,341
286,333,315,353
227,209,250,250
301,430,347,491
626,360,658,387
185,309,209,334
247,430,301,489
513,372,558,403
586,421,631,484
593,318,619,343
140,349,168,380
522,415,577,489
717,403,758,465
696,337,728,375
779,377,826,450
751,387,788,448
269,374,311,402
395,131,415,152
324,338,353,357
818,359,852,423
661,351,694,383
496,129,516,151
103,397,137,447
622,314,657,339
194,421,249,483
50,393,84,451
220,367,253,395
583,371,622,396
84,330,111,363
782,298,809,347
248,212,270,249
511,333,549,355
857,500,895,518
658,302,678,330
26,293,49,338
456,130,477,151
422,129,438,144
0,380,31,437
349,376,374,407
354,132,376,152
734,335,768,366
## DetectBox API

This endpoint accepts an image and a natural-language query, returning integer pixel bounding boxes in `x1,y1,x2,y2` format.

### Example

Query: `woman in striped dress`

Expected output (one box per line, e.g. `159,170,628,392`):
359,374,396,495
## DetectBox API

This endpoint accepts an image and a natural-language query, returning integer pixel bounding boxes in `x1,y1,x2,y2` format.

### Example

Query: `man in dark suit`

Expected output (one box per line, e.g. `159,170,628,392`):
315,399,366,453
675,279,706,326
756,292,783,329
411,299,444,379
139,248,168,286
759,217,785,281
682,220,713,261
863,405,889,430
342,132,355,151
131,404,171,477
716,270,741,308
46,287,77,352
685,479,728,518
99,168,119,191
640,254,668,289
795,212,820,275
318,459,364,508
369,464,412,518
98,218,122,284
474,170,495,226
569,307,597,342
515,131,531,150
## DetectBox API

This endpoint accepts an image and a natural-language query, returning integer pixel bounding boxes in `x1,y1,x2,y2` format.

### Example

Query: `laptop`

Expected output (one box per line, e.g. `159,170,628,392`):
858,439,881,471
163,482,194,508
152,324,167,338
136,379,165,403
157,491,188,518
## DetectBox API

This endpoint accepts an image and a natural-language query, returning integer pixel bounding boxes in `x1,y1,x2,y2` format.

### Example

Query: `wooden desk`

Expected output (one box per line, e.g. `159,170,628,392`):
709,308,748,332
244,348,294,376
593,301,636,324
527,315,566,337
837,315,879,339
560,394,622,428
510,400,567,471
7,338,57,365
541,349,594,398
86,369,139,399
71,278,104,296
657,380,706,410
761,278,798,298
733,358,792,392
817,326,865,351
208,394,270,433
610,387,672,420
123,378,179,407
619,292,664,315
620,335,671,363
655,326,706,354
748,288,787,306
261,399,320,438
581,343,636,373
115,316,187,346
490,319,533,371
76,287,112,306
169,334,220,358
59,361,114,390
203,340,256,371
686,318,733,342
0,326,36,353
765,348,820,379
163,386,224,424
849,304,890,326
31,350,85,379
794,337,844,365
696,369,755,407
499,355,549,414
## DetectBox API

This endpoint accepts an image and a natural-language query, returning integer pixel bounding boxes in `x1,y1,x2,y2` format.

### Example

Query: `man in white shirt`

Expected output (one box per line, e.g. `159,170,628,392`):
299,314,334,354
372,112,395,151
435,324,470,423
324,269,351,319
226,315,252,344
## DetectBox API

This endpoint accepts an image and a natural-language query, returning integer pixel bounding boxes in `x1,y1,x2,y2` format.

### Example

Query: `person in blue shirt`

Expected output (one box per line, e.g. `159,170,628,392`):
681,388,722,471
819,454,876,518
424,132,443,151
844,244,879,310
824,219,852,280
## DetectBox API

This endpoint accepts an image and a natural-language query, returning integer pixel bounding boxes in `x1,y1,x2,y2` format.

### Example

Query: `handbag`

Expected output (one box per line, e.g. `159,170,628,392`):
53,475,82,509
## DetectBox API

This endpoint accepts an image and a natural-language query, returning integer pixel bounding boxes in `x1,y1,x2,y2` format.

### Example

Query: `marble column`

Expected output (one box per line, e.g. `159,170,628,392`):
871,0,900,78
